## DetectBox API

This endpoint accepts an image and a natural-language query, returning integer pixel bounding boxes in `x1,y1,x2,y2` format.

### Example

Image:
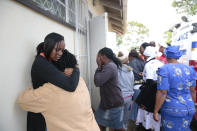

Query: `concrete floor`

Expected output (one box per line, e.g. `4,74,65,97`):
127,120,197,131
107,106,197,131
106,119,197,131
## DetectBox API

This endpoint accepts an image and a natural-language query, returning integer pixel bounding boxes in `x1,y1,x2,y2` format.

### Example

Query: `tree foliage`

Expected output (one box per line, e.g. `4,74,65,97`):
172,0,197,15
117,21,149,49
164,30,173,44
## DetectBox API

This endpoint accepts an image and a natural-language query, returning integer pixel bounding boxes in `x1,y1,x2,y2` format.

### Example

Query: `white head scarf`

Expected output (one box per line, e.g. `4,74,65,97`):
159,42,168,48
143,46,156,58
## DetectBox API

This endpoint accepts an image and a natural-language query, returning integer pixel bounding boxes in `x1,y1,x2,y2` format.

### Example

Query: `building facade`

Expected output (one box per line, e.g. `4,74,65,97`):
0,0,127,130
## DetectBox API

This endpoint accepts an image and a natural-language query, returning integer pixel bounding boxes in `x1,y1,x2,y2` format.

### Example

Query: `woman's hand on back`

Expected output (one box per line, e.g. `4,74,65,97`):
64,68,74,77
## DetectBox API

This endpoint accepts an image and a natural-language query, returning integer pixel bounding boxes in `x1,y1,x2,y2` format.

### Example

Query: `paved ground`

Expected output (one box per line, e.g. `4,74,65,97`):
127,120,197,131
108,106,197,131
107,117,197,131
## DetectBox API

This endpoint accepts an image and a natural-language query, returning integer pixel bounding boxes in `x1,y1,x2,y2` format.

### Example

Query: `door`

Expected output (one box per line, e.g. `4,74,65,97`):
89,13,108,110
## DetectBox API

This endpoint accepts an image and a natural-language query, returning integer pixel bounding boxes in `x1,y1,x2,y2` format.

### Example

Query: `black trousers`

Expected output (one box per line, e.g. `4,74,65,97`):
27,112,46,131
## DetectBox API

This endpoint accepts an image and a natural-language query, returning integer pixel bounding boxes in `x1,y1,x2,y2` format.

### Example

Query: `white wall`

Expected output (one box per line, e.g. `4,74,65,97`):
0,1,75,131
89,13,108,110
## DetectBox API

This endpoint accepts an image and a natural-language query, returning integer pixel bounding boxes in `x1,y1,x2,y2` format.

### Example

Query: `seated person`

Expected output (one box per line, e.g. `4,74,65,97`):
17,50,100,131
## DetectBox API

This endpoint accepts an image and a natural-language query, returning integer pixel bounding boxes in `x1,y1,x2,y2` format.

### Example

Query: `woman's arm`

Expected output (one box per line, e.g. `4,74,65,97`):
17,87,46,113
189,66,196,103
190,86,196,103
94,65,113,87
33,56,80,92
153,90,167,121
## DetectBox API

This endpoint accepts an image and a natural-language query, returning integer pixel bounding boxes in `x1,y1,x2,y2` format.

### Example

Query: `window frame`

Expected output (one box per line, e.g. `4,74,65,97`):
15,0,76,30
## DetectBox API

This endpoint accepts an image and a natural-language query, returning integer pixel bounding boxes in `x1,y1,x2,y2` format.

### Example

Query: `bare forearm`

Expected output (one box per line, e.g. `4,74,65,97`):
154,90,167,113
190,86,196,102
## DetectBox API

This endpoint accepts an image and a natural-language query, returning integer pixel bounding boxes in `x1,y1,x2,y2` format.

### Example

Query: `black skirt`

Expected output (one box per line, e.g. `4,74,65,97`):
135,82,157,113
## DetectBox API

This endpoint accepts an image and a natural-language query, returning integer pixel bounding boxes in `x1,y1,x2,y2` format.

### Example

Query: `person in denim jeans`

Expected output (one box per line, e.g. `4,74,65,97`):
154,45,196,131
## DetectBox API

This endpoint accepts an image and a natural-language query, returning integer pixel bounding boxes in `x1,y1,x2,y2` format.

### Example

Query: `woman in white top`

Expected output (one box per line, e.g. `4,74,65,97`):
136,46,163,131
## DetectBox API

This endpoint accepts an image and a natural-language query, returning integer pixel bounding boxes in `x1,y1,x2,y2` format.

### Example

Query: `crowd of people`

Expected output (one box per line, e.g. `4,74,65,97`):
17,32,196,131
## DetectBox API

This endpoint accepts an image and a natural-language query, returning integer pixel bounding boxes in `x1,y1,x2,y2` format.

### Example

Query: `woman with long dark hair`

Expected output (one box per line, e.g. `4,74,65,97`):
29,32,80,131
94,47,124,131
18,50,99,131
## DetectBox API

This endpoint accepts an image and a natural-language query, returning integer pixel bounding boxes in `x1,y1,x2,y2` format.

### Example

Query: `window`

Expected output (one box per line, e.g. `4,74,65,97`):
16,0,76,29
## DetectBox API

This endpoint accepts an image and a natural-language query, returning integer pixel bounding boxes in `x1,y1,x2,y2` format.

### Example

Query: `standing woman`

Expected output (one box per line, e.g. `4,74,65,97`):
94,47,124,131
128,49,145,130
117,56,134,131
29,32,80,131
136,46,163,131
154,45,196,131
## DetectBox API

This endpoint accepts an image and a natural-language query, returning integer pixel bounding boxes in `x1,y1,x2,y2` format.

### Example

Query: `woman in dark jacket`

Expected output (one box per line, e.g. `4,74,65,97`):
94,47,124,131
128,49,145,130
29,32,80,131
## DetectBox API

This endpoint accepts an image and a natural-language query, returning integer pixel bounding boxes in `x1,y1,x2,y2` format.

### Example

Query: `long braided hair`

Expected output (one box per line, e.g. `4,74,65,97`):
99,47,122,69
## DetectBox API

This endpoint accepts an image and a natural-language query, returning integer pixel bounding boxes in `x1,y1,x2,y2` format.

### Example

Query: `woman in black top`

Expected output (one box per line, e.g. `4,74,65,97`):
29,32,80,131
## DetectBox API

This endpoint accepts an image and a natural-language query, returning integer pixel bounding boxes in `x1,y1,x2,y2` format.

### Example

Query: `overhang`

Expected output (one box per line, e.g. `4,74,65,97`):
100,0,128,35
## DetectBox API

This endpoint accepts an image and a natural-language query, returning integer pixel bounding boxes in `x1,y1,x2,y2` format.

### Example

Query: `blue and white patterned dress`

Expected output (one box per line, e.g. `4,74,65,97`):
157,64,196,131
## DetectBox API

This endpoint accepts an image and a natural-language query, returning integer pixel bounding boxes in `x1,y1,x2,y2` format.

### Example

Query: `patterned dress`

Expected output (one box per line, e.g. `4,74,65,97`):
157,64,196,131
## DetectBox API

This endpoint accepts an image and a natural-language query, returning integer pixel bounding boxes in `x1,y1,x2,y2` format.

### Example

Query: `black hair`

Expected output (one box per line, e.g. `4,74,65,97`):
53,49,77,72
129,49,143,61
36,32,64,59
140,42,150,49
99,47,122,69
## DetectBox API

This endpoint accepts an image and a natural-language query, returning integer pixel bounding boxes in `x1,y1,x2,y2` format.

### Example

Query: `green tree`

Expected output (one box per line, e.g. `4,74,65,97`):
172,0,197,15
117,21,149,50
164,30,173,44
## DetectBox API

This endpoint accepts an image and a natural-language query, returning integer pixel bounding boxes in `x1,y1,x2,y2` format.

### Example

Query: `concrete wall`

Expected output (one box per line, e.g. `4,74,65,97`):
88,0,105,17
87,0,113,34
89,13,108,110
0,1,75,131
0,0,113,130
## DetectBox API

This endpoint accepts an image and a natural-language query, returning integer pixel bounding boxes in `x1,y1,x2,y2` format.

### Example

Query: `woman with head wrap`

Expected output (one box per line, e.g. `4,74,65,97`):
136,46,163,131
153,45,196,131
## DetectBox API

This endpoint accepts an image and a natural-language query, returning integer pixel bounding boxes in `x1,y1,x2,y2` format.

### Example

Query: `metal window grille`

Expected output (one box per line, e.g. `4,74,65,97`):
16,0,90,92
16,0,76,28
75,0,90,92
32,0,75,26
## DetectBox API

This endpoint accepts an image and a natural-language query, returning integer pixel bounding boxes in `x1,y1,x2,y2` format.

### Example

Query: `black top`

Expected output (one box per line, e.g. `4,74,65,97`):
27,55,80,131
94,61,123,109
